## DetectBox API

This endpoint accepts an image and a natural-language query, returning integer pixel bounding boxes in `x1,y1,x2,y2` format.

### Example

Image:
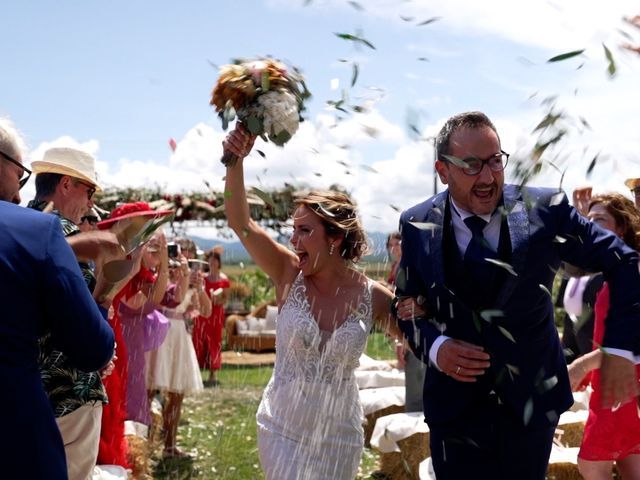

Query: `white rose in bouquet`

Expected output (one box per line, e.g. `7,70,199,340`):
259,90,300,146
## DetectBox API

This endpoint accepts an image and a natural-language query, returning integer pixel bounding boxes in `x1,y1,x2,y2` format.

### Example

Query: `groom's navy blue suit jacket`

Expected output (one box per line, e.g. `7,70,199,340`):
396,185,640,428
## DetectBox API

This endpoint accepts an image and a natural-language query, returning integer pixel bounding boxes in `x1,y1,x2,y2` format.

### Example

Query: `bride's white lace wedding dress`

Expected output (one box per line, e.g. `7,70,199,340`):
256,272,375,479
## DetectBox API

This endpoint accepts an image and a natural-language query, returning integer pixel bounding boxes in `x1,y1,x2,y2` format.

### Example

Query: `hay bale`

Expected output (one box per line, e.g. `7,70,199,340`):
546,462,582,480
546,446,581,480
364,404,405,447
126,434,151,480
148,397,164,451
378,431,430,480
555,422,585,448
555,410,588,448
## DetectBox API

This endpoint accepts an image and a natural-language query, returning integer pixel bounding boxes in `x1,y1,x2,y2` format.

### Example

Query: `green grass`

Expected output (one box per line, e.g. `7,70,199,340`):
152,333,395,479
366,331,397,361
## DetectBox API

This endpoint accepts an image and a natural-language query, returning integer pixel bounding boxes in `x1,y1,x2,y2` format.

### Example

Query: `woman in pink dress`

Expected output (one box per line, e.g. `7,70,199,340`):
568,193,640,479
193,248,230,386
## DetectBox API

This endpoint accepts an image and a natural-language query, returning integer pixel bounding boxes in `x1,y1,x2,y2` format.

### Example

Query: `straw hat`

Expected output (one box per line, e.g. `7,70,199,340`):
624,177,640,191
31,147,103,191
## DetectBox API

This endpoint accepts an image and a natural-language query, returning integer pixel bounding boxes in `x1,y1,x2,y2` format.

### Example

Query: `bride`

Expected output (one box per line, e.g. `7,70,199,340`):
222,125,417,479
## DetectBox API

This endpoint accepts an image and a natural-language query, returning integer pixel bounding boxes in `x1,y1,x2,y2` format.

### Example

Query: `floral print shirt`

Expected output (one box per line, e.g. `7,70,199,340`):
28,200,107,417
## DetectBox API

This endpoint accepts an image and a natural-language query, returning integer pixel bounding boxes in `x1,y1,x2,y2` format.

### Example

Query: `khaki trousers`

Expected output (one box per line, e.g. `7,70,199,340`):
56,403,103,480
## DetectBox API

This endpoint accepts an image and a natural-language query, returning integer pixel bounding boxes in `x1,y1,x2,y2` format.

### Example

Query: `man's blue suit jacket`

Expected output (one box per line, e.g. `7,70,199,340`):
396,185,640,428
0,201,115,479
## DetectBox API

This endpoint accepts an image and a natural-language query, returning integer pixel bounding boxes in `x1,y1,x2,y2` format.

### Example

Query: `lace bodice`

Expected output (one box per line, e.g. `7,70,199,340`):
256,273,374,479
272,272,374,385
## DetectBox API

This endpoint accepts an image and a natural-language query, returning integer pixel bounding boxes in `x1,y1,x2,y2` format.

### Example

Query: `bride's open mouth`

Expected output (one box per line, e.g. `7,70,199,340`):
295,250,309,267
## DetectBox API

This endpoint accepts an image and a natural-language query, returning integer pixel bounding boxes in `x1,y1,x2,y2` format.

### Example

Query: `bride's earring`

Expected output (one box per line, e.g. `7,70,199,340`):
329,243,335,256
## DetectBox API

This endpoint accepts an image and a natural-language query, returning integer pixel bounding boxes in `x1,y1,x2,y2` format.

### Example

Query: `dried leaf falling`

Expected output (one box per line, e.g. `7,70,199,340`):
532,112,562,132
250,187,276,209
547,49,585,62
359,164,378,173
539,284,552,298
549,192,565,207
498,325,516,343
579,117,591,130
351,63,359,87
485,258,518,276
408,221,441,231
586,153,600,178
334,32,376,50
479,309,504,323
523,398,534,425
506,364,521,375
417,16,441,26
603,43,616,77
441,154,469,169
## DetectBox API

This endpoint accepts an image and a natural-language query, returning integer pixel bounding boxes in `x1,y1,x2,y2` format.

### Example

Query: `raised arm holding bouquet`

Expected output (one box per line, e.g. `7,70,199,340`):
210,57,311,166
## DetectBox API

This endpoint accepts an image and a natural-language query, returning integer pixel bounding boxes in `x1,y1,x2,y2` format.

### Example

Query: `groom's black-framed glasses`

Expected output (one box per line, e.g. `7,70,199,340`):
0,150,32,189
443,150,509,176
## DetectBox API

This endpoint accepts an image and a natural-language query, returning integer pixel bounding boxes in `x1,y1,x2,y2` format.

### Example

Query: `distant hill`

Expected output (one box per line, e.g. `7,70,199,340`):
190,231,391,264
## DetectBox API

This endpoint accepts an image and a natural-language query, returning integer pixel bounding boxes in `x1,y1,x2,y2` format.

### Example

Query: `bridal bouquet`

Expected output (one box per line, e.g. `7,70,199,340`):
210,57,311,166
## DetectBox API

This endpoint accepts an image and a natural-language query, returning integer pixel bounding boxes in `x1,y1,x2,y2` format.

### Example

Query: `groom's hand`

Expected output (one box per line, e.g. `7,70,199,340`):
437,339,490,383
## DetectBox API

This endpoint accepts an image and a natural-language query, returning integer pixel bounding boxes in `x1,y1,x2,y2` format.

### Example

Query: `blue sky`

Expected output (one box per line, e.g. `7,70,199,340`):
3,0,639,235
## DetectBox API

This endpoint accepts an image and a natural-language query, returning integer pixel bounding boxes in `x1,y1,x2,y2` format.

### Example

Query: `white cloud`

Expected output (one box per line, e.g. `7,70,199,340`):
275,0,639,52
29,136,100,159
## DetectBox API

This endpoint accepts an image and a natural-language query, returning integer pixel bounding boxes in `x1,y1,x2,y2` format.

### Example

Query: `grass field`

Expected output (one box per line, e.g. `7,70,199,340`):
152,333,396,479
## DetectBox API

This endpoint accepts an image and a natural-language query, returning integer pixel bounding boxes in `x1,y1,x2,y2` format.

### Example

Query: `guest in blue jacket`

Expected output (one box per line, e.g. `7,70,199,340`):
0,119,116,480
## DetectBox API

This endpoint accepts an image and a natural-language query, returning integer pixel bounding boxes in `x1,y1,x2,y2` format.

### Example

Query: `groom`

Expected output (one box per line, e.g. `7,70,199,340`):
395,111,640,479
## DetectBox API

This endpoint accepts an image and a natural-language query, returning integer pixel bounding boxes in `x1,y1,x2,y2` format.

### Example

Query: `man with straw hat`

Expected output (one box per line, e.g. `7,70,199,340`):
27,147,125,480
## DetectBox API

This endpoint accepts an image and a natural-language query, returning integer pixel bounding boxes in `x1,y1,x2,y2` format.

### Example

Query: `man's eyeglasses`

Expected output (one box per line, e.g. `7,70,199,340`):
75,180,96,200
80,215,99,226
442,151,509,176
0,150,32,189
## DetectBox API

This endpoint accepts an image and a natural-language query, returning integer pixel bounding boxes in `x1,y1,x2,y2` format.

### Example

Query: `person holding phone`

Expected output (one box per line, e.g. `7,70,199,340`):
146,237,210,458
167,242,181,259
